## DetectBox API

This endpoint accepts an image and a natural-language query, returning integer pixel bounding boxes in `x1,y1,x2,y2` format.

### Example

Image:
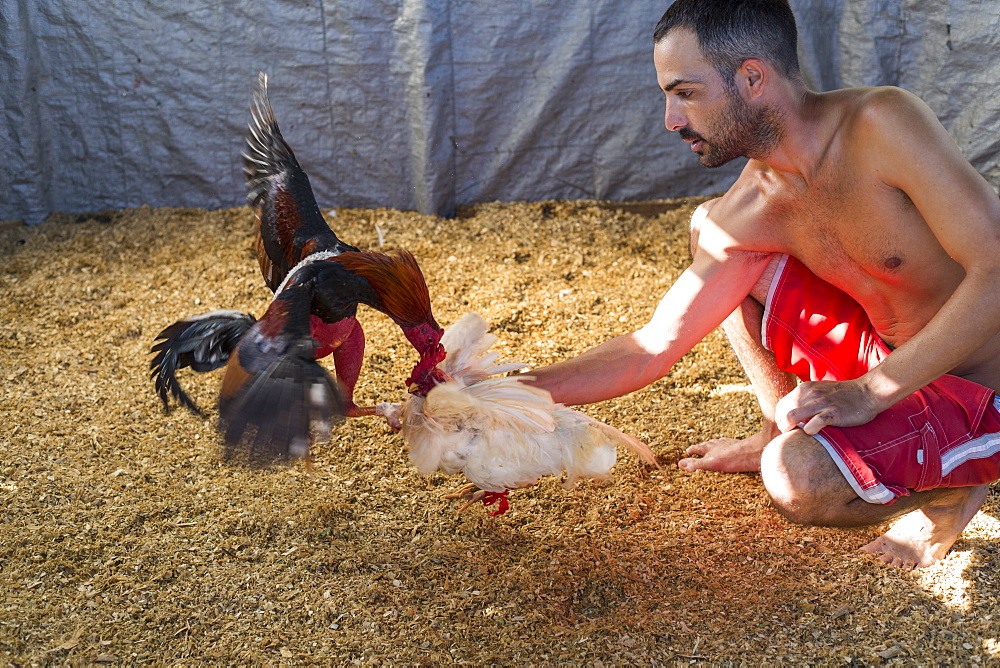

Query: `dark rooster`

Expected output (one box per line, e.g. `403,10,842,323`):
150,73,446,464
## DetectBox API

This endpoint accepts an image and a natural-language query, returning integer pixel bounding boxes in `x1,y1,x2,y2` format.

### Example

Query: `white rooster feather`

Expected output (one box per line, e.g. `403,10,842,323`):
380,313,657,510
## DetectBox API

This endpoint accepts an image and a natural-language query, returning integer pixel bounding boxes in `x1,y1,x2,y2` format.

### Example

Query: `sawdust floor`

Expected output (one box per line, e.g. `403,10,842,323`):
2,198,999,666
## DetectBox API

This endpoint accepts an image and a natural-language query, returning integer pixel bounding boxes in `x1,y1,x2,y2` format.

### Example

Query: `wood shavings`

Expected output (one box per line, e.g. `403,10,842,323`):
1,200,998,664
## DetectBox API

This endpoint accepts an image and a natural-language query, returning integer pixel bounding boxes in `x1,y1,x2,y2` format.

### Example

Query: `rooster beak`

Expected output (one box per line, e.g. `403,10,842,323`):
407,381,419,393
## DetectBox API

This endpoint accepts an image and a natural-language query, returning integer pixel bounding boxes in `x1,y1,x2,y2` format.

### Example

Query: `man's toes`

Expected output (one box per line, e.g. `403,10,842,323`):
685,437,742,457
684,442,710,457
869,549,919,570
875,553,898,567
677,456,711,472
677,458,694,471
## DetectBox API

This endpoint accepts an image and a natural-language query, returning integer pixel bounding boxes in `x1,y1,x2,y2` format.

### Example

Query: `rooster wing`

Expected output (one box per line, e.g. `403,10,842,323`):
217,253,385,463
150,310,257,415
243,72,357,291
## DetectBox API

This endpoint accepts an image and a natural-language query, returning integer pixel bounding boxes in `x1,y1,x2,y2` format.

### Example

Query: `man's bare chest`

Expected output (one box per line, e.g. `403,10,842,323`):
753,179,938,289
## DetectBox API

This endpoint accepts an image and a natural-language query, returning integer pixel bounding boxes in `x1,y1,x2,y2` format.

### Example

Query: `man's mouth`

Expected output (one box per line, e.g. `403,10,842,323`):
679,130,703,153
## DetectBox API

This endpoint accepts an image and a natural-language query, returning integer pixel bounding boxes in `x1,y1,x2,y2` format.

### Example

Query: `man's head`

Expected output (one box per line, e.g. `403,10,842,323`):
654,0,800,92
653,0,799,167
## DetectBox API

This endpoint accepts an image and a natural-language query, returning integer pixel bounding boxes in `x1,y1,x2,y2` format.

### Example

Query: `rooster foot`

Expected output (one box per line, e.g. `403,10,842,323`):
443,484,510,516
443,483,484,513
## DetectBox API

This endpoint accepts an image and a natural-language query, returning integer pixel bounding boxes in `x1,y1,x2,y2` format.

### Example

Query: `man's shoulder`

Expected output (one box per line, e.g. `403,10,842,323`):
832,86,932,137
825,85,919,109
691,180,783,255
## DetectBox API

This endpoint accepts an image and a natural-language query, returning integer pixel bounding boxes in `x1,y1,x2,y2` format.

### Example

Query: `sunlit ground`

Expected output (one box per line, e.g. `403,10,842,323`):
710,381,1000,660
917,511,1000,659
710,383,755,397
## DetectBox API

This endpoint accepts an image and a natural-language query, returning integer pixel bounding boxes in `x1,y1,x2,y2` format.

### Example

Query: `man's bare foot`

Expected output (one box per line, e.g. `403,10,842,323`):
860,484,989,569
677,431,771,472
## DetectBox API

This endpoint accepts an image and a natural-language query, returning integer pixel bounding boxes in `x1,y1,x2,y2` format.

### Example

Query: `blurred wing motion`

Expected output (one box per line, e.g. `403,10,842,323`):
217,254,371,464
386,313,658,513
149,73,445,463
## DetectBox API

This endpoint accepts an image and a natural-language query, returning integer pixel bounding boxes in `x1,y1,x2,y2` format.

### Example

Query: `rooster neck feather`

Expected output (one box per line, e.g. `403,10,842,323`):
332,250,435,327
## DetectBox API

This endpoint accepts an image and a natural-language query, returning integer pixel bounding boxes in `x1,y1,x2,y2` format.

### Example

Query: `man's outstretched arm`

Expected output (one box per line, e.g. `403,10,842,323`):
527,248,771,406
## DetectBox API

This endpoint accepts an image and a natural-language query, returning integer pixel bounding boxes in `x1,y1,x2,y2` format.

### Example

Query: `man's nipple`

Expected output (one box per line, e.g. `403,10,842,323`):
884,256,903,270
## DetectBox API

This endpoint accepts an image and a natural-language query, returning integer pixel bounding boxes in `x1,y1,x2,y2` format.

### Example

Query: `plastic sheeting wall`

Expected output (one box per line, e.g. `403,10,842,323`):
2,0,999,225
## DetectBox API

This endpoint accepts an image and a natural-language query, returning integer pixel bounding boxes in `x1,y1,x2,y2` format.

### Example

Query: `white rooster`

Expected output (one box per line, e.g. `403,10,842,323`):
378,313,658,514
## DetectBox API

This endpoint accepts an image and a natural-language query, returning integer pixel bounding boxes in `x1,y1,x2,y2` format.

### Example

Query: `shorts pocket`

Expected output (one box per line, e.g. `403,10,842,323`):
908,406,943,492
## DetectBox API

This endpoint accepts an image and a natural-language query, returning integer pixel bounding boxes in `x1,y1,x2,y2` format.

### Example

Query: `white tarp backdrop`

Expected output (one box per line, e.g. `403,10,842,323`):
2,0,998,225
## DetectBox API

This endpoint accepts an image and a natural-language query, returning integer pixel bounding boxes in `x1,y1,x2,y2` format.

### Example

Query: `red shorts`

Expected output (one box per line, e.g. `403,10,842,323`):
762,255,1000,504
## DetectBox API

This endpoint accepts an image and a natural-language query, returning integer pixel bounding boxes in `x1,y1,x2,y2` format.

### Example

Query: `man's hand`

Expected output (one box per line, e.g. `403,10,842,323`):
774,379,881,435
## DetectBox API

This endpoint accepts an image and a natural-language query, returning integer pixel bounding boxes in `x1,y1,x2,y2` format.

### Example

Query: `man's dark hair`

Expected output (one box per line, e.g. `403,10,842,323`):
654,0,801,90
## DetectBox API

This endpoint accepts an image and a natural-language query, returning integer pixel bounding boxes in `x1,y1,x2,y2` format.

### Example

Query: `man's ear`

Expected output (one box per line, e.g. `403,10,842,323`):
739,58,767,99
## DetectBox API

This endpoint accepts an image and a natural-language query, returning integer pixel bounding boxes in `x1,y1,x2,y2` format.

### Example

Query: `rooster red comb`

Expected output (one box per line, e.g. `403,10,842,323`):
332,250,437,328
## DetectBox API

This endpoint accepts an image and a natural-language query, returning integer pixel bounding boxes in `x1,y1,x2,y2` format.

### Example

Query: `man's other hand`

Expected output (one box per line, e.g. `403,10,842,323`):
775,379,880,435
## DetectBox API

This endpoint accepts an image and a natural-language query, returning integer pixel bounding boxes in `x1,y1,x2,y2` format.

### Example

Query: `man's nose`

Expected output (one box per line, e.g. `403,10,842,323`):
664,99,686,132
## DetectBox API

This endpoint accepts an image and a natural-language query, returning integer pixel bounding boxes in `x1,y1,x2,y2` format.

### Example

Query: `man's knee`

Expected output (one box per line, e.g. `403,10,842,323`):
760,430,849,526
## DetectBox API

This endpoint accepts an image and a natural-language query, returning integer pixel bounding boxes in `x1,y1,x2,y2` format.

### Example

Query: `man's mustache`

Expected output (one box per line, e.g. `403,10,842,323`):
678,127,703,142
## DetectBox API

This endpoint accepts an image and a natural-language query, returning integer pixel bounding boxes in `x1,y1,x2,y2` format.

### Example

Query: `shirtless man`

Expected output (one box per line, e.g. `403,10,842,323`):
527,0,1000,569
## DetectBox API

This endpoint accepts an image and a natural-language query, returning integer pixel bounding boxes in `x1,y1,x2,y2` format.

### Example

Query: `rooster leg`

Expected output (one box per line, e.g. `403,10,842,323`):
442,482,480,501
314,316,372,417
344,404,377,418
455,491,489,514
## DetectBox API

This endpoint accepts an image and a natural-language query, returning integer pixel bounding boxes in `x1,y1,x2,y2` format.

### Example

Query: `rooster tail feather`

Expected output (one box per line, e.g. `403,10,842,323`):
149,310,256,415
596,421,659,468
150,335,200,416
243,73,301,209
552,410,658,490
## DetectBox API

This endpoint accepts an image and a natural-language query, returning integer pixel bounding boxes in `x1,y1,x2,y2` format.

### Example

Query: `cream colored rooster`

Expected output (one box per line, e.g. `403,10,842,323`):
378,313,658,514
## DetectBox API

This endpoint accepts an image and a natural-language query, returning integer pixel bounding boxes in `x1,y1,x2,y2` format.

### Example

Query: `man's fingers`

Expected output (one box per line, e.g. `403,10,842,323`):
777,405,815,432
777,414,798,432
801,413,830,435
774,385,810,431
774,379,877,434
777,402,833,434
778,413,823,434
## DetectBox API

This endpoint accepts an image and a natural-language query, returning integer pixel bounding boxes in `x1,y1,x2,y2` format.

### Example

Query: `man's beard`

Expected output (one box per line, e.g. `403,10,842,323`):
681,93,783,168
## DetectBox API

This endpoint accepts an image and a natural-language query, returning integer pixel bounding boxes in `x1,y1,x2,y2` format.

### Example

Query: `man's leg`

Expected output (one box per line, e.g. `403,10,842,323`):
679,255,798,472
761,429,989,569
